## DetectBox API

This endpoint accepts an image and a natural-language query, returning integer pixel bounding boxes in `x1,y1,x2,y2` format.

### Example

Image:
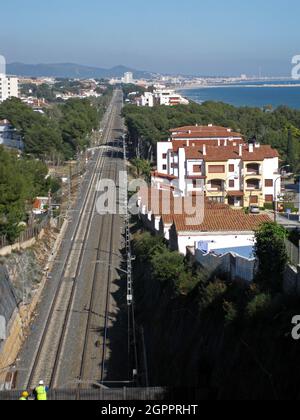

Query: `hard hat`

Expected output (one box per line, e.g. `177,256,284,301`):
22,391,29,398
39,380,44,386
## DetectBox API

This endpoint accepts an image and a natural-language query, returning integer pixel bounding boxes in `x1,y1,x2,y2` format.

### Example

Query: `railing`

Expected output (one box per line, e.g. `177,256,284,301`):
0,388,166,401
285,238,300,267
0,235,9,249
0,215,51,251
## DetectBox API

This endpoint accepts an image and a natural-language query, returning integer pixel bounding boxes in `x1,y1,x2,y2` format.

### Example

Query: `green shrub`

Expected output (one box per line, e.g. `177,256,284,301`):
199,280,228,311
264,203,274,210
223,300,238,325
246,293,272,319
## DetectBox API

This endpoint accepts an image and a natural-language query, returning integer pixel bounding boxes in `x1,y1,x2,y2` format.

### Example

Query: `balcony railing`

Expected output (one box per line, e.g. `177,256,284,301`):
246,185,262,191
246,170,262,176
207,187,225,192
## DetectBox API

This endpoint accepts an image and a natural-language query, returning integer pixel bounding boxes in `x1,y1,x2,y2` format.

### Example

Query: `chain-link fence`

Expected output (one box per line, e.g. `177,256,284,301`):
0,267,19,344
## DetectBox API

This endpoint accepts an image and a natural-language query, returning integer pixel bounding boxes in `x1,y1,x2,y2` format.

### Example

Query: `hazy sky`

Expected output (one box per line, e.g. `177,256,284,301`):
0,0,299,76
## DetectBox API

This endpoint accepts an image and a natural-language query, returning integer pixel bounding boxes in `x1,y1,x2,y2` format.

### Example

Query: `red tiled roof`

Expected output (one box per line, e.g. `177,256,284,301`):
139,187,271,233
170,125,243,139
171,139,244,152
171,125,235,132
172,132,243,140
227,191,244,197
183,144,279,161
151,171,178,180
173,205,271,233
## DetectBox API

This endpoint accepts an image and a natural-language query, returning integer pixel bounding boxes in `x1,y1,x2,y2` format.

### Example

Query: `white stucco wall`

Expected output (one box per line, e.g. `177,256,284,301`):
177,232,255,255
157,142,172,173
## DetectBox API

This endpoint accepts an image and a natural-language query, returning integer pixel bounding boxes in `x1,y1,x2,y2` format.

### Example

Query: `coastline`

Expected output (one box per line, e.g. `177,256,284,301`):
177,83,300,90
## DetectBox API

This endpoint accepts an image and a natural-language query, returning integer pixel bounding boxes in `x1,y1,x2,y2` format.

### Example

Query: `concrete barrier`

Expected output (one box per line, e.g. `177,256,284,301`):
194,248,256,283
283,264,300,296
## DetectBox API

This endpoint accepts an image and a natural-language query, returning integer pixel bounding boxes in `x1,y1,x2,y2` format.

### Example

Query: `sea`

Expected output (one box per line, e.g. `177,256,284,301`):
180,80,300,110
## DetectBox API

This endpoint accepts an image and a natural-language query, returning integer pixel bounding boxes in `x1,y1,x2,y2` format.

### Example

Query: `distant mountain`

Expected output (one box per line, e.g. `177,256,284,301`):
7,62,156,80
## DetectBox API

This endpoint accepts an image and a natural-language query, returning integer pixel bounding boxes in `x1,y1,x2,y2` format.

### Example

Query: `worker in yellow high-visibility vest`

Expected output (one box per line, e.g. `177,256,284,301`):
19,391,29,400
34,381,48,401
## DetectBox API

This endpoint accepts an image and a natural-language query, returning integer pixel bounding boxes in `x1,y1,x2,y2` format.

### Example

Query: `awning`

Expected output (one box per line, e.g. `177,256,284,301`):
227,191,244,197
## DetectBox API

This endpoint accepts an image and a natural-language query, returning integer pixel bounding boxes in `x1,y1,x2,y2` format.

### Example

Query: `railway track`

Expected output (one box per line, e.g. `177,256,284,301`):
25,92,119,390
77,139,121,389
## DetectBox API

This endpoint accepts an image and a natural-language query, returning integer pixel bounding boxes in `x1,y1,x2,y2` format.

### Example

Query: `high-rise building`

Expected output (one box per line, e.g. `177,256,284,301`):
0,74,19,102
123,72,133,84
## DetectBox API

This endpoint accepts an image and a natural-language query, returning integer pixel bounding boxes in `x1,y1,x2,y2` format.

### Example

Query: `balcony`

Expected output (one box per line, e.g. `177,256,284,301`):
207,179,225,192
245,179,262,191
245,163,262,176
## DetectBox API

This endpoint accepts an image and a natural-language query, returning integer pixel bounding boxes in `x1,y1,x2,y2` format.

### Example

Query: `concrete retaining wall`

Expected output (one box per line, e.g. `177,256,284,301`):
0,231,45,258
194,249,256,283
283,264,300,296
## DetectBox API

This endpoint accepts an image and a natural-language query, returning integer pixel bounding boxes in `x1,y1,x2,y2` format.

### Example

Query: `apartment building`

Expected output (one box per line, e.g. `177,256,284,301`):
123,72,134,84
153,125,280,208
140,91,154,107
138,89,189,107
0,119,24,150
0,75,19,102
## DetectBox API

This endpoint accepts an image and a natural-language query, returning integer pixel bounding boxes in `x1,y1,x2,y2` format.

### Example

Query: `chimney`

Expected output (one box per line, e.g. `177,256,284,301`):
239,144,243,157
224,139,228,147
187,140,190,147
249,143,254,153
218,139,221,147
203,145,207,155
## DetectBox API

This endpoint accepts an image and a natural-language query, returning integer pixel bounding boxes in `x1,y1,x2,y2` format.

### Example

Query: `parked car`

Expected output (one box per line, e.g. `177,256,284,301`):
250,205,260,214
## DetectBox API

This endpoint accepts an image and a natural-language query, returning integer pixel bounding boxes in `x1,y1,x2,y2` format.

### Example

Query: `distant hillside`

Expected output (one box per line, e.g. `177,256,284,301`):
7,62,156,80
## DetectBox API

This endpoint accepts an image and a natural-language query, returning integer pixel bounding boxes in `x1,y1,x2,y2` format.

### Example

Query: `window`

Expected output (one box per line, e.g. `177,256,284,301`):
250,196,259,204
265,179,273,187
193,165,202,172
229,180,235,188
193,180,197,188
162,153,167,159
265,195,274,202
229,164,235,172
162,165,167,170
208,165,225,174
171,163,178,169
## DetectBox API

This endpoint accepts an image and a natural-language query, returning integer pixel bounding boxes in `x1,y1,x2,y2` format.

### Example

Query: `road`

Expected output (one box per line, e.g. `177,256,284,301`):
16,90,130,391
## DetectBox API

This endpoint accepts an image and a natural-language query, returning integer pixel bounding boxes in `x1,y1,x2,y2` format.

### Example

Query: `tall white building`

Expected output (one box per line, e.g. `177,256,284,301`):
123,72,134,84
0,74,19,102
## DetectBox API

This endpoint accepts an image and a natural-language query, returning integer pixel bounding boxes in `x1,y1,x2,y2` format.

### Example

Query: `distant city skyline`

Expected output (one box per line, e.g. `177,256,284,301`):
0,0,299,77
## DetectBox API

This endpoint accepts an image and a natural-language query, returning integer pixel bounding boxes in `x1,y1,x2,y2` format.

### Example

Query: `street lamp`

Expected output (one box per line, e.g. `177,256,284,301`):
274,165,291,222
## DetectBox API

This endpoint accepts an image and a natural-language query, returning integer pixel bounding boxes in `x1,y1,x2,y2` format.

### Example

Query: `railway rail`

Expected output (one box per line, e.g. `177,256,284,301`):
25,92,120,390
